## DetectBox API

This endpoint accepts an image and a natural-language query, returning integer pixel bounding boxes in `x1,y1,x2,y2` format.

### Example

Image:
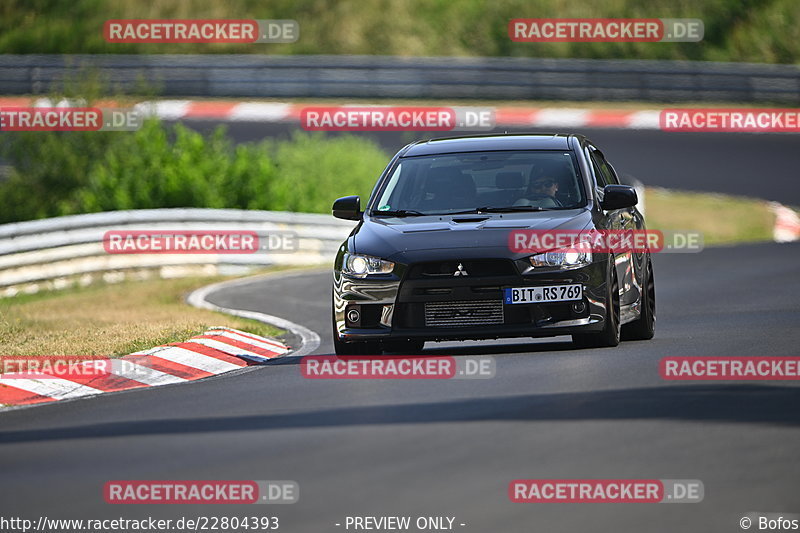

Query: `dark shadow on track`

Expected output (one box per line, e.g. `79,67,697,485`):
422,340,579,356
3,384,799,443
262,339,590,364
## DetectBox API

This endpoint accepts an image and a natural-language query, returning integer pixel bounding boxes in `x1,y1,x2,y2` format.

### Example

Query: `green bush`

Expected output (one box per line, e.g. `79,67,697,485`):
0,122,389,223
0,130,121,221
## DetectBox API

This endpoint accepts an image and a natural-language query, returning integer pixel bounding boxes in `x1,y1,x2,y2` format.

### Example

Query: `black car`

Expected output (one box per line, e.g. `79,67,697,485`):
331,133,655,354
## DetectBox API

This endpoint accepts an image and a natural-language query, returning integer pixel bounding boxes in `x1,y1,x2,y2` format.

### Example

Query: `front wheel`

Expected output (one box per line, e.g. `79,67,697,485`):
621,258,656,341
572,268,620,349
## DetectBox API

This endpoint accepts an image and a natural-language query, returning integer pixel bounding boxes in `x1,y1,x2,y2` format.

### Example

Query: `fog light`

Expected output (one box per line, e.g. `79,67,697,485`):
572,301,586,314
346,307,361,326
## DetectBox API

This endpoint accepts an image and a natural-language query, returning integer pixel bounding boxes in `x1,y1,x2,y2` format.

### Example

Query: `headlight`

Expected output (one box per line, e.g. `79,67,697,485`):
342,253,394,278
529,242,592,269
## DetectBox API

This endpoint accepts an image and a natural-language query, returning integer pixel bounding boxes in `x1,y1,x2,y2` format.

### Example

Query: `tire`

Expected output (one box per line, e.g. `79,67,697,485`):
572,267,620,349
621,258,656,341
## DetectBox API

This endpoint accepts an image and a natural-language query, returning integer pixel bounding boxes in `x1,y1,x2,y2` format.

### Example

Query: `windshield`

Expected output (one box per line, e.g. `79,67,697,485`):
371,150,585,215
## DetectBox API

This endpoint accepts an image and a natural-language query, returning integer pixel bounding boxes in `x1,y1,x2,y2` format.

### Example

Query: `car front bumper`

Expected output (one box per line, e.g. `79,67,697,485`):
333,258,611,344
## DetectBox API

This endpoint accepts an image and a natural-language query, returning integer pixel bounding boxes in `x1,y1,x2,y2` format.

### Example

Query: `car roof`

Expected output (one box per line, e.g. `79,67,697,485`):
401,133,577,157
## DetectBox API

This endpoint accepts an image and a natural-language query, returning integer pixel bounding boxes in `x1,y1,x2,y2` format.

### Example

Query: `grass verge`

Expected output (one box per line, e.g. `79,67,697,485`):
0,274,286,357
644,187,777,245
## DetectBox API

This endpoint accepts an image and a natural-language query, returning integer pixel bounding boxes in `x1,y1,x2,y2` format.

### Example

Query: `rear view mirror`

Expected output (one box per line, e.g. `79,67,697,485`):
600,185,638,210
332,195,361,220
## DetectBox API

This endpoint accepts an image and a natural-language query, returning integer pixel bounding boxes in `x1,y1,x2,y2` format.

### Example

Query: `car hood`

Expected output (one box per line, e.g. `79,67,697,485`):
353,209,593,263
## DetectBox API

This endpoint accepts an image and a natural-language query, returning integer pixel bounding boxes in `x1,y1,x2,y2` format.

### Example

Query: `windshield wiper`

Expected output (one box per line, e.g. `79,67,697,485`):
448,206,548,214
371,209,427,217
480,205,548,213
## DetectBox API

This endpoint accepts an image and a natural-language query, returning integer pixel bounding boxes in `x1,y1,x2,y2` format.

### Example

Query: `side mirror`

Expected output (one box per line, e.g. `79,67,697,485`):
600,185,638,210
332,195,361,220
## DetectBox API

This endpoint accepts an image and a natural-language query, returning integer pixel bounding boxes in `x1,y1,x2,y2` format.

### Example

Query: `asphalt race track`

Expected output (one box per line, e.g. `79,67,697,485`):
0,129,799,532
1,245,799,531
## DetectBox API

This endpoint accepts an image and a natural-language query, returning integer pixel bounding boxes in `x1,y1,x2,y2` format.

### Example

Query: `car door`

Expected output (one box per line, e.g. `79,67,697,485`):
587,146,637,308
602,154,648,310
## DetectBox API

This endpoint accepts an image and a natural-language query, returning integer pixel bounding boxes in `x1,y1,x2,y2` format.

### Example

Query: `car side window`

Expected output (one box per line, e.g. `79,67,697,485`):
589,149,618,186
586,148,607,187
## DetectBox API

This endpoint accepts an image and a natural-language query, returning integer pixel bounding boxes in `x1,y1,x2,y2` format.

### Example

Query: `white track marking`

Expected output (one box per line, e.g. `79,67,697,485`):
144,346,243,374
187,270,322,358
182,338,271,360
229,102,291,121
627,110,661,129
134,100,191,120
533,109,589,127
111,361,187,386
209,330,289,354
0,378,104,400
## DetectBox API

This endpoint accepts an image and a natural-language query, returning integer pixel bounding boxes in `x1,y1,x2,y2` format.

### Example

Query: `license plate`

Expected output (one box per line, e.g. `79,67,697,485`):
503,284,583,304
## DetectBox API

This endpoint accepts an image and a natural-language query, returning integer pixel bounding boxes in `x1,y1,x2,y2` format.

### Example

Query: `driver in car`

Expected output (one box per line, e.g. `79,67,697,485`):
514,175,563,208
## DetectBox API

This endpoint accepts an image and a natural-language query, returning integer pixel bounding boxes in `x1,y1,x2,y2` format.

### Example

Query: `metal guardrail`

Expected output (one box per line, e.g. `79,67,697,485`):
0,55,798,103
0,182,652,297
0,208,354,296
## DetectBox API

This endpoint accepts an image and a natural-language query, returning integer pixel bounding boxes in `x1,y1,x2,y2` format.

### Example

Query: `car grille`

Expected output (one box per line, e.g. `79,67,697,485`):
424,300,504,327
408,259,516,279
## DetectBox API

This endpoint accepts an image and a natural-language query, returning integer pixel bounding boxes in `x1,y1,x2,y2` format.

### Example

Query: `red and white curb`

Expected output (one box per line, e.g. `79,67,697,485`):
770,202,800,242
0,327,289,409
7,98,800,132
185,269,322,357
0,97,663,130
137,101,664,130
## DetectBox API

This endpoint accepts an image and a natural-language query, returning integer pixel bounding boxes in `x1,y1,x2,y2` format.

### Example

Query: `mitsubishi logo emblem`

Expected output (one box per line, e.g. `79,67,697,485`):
453,263,468,276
